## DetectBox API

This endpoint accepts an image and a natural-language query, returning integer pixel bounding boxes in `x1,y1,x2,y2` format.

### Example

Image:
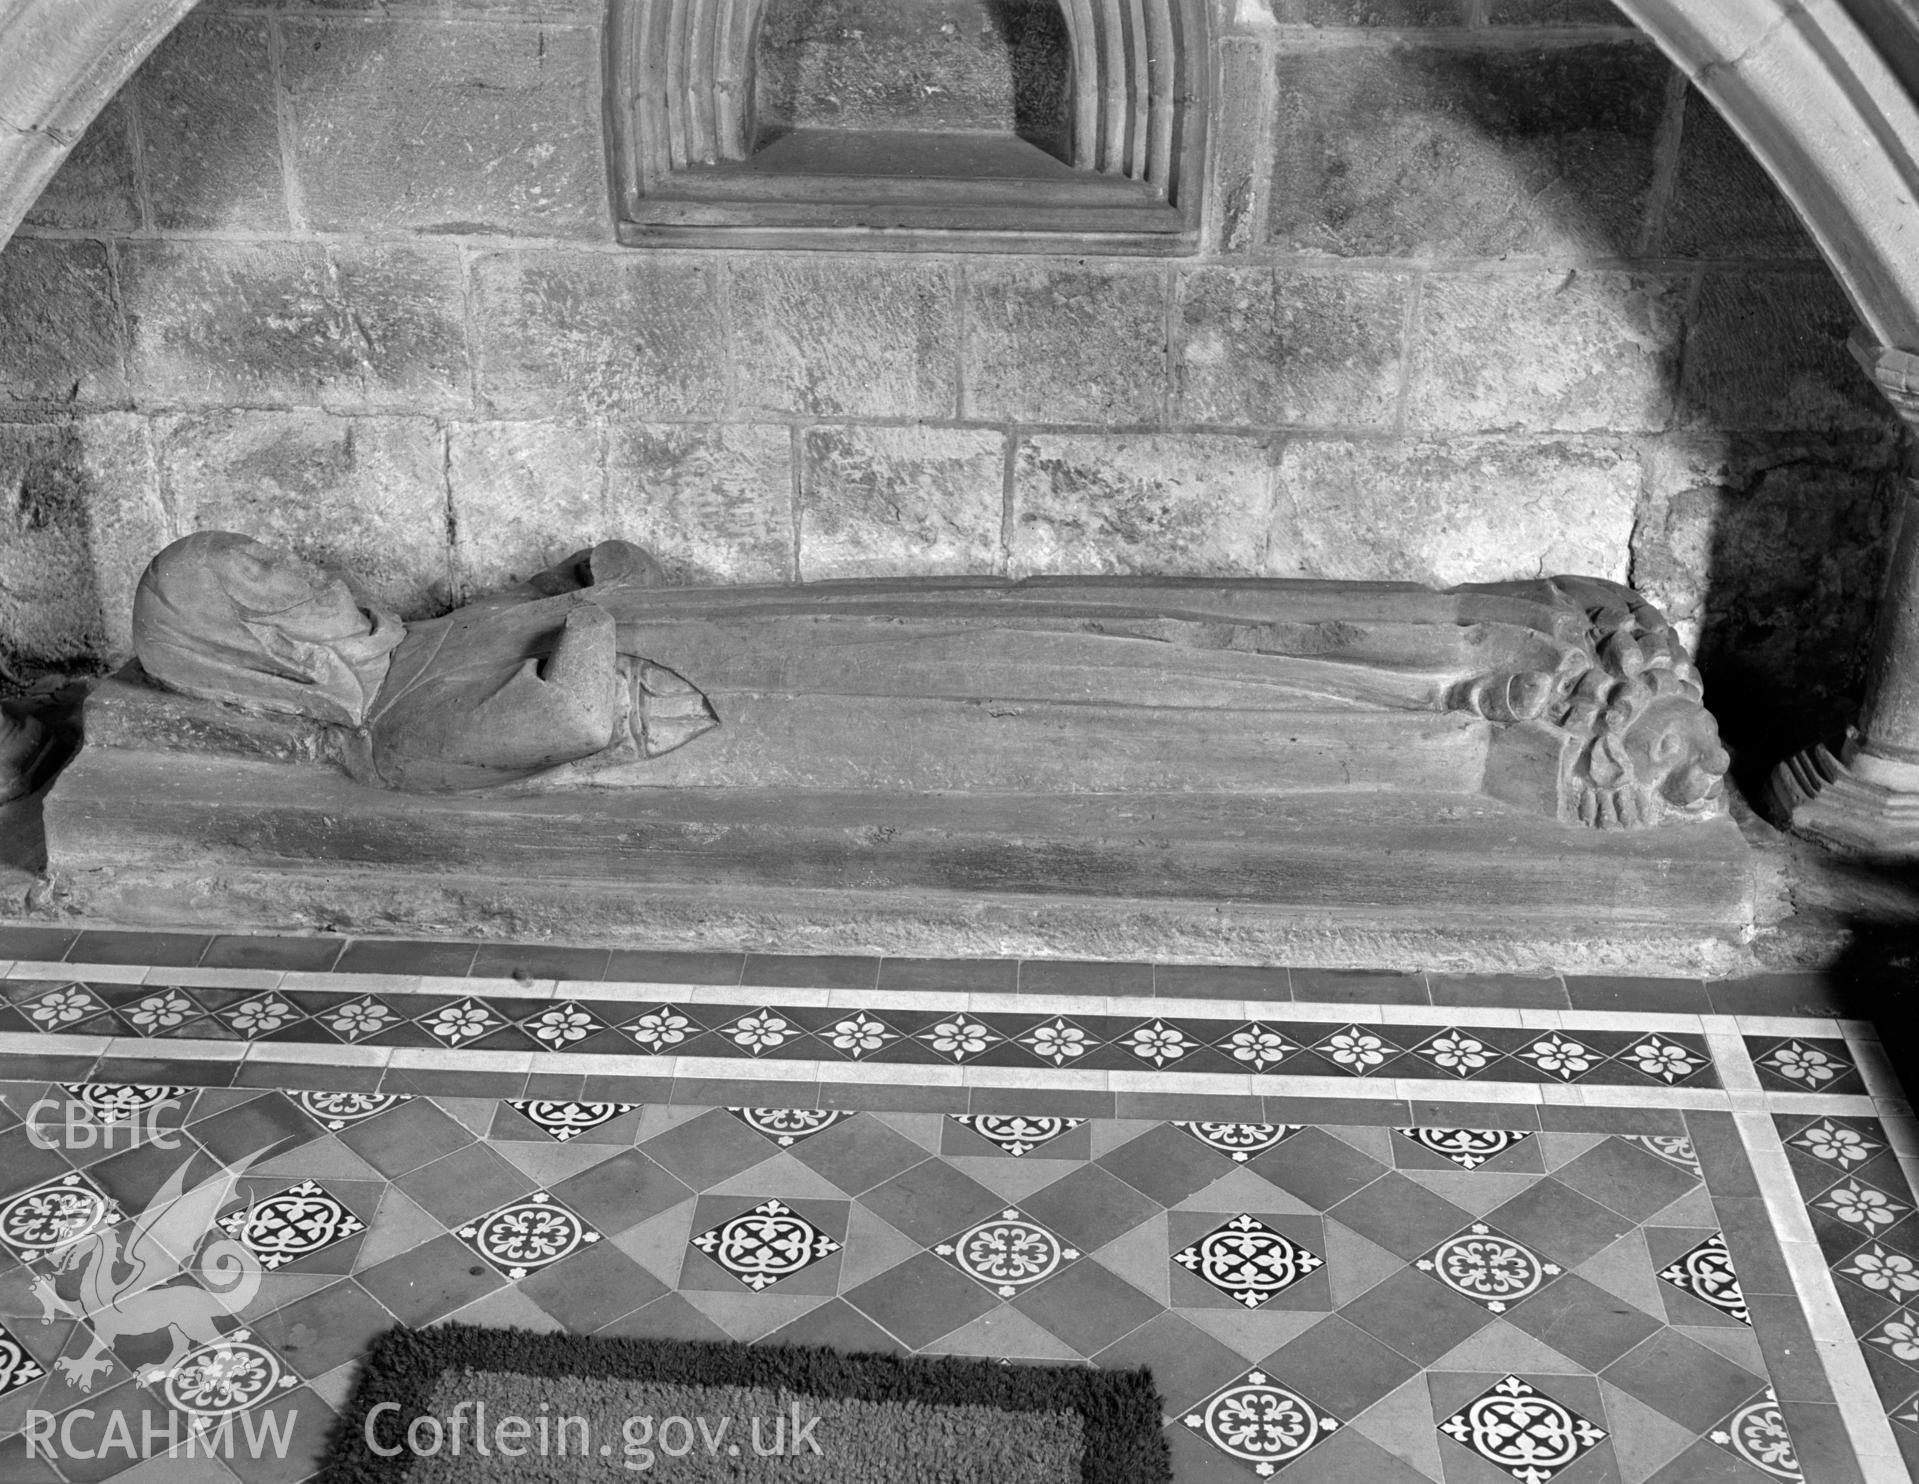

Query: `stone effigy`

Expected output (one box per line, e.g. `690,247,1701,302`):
121,530,1728,830
39,531,1752,961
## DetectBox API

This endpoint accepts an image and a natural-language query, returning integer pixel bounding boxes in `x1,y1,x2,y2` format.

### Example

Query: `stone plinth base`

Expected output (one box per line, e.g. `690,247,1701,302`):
1769,736,1919,855
43,742,1758,975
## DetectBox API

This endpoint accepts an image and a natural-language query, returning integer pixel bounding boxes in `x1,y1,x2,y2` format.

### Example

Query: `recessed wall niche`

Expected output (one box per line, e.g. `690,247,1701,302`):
604,0,1208,251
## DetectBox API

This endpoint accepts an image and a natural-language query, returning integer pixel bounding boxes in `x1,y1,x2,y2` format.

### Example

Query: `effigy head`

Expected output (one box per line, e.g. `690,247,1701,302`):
133,532,404,727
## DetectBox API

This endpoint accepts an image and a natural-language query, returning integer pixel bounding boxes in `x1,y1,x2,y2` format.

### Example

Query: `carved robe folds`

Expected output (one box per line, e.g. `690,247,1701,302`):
114,533,1727,831
42,533,1752,957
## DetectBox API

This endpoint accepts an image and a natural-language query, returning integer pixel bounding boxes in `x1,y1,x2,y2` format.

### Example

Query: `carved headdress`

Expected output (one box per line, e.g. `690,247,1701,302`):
132,532,405,728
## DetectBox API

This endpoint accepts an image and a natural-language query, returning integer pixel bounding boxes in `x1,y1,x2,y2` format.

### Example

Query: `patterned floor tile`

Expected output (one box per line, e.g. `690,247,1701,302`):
1707,1386,1804,1481
1436,1374,1607,1484
1415,1222,1565,1314
216,1179,367,1272
454,1189,602,1281
1182,1367,1345,1477
503,1100,640,1143
685,1195,845,1293
934,1206,1081,1299
1394,1127,1538,1173
1173,1214,1328,1311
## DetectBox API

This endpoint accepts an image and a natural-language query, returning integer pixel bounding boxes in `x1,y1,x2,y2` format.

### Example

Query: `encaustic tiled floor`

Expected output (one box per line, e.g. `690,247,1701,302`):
0,927,1911,1484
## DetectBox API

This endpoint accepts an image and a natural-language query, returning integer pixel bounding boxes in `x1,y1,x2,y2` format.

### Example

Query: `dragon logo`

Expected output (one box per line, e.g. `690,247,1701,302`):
30,1151,266,1392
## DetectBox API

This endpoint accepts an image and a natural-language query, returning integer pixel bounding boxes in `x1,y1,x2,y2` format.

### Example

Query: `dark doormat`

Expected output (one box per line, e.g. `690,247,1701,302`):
320,1323,1172,1482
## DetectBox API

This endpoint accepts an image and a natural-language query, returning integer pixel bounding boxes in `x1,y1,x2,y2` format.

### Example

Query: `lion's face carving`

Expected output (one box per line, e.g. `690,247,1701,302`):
1579,690,1731,828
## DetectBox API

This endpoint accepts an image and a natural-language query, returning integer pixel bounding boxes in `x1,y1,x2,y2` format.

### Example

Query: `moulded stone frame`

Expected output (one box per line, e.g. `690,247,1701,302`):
599,0,1212,253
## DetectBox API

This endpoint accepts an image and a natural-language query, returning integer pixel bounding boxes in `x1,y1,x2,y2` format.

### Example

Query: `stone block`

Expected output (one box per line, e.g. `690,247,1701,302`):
605,423,795,583
1632,432,1900,752
153,411,452,616
1678,273,1885,433
1008,433,1279,575
1175,267,1407,428
1205,38,1272,255
1406,270,1682,433
472,252,725,418
799,426,1004,578
730,258,958,419
21,97,139,232
0,240,128,409
281,19,605,237
139,15,288,232
1281,0,1459,21
121,241,470,412
756,0,1070,145
0,416,167,669
964,265,1167,423
448,419,607,596
1267,40,1669,257
1273,436,1639,584
1485,0,1624,22
1662,89,1819,260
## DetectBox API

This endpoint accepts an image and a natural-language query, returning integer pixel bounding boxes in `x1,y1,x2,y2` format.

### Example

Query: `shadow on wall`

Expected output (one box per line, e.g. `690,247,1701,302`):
1317,36,1900,799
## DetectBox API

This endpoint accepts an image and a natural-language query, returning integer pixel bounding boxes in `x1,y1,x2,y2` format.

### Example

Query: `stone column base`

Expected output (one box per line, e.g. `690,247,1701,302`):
1769,731,1919,853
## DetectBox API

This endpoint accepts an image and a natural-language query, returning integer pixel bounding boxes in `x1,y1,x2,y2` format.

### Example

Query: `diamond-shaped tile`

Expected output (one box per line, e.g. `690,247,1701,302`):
1175,1121,1301,1162
217,1178,367,1270
417,997,508,1048
1657,1232,1750,1324
1016,1016,1098,1067
0,1319,48,1397
1115,1018,1202,1068
0,1170,120,1260
914,1016,1005,1063
1834,1242,1919,1302
217,993,304,1038
690,1198,843,1292
710,1008,805,1058
951,1114,1084,1157
934,1207,1080,1298
1437,1374,1606,1482
1212,1022,1300,1073
1510,1033,1605,1081
813,1011,901,1060
520,1000,609,1050
1616,1033,1710,1084
1416,1223,1564,1313
1407,1029,1503,1079
290,1090,412,1129
620,1004,699,1053
1173,1215,1325,1309
1786,1118,1881,1171
730,1108,853,1147
18,982,109,1029
317,995,404,1043
1707,1386,1802,1481
1753,1039,1853,1089
1395,1127,1534,1171
121,987,204,1035
1310,1024,1394,1076
1864,1307,1919,1372
1182,1368,1342,1476
455,1189,602,1280
508,1101,639,1143
1813,1179,1911,1233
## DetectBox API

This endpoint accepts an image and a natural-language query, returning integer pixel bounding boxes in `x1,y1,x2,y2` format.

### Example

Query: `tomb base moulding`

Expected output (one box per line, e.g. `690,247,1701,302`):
1771,335,1919,854
38,533,1756,969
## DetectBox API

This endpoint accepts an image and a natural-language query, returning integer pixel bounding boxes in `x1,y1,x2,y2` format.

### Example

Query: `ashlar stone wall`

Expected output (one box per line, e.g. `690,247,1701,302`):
0,0,1902,764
